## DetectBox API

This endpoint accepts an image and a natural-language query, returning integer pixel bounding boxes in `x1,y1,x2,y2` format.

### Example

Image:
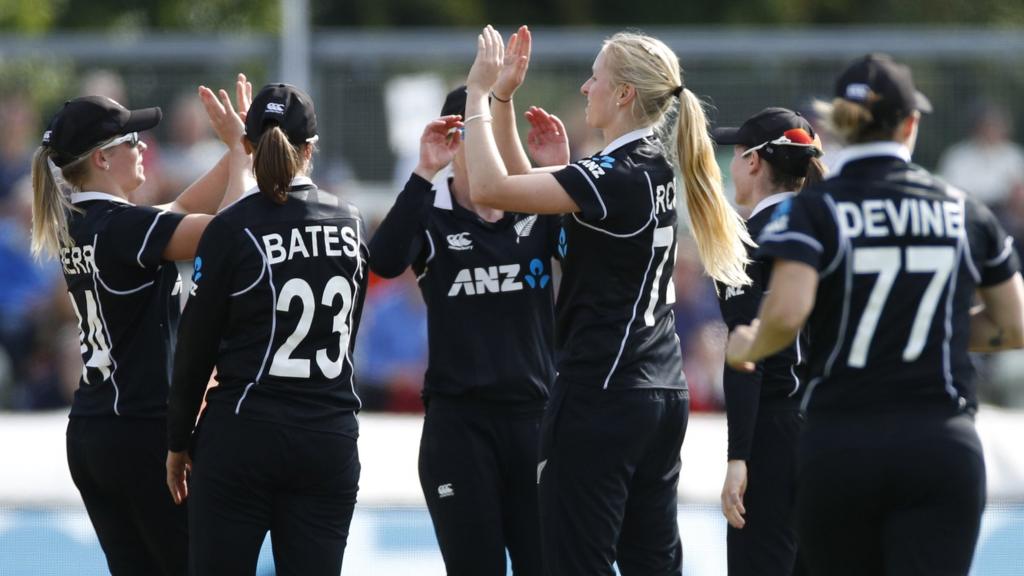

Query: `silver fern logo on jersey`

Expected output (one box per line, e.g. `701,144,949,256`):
446,232,473,251
514,215,538,243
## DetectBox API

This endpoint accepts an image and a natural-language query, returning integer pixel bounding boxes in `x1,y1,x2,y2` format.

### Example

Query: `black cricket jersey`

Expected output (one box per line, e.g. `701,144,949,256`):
168,178,368,452
757,143,1020,414
716,193,807,461
368,173,558,405
62,191,185,418
551,127,684,391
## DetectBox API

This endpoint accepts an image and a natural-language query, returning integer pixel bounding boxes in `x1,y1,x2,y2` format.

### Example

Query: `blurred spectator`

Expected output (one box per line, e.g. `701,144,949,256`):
671,235,726,411
938,101,1024,208
355,270,428,412
0,92,36,211
156,91,225,204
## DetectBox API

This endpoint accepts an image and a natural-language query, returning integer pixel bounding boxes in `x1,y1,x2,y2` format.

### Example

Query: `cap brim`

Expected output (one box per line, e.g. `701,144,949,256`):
710,126,743,145
124,107,163,133
914,91,933,114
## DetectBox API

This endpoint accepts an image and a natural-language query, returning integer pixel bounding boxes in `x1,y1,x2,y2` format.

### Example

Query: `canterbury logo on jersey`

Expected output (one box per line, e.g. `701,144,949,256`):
447,258,550,297
578,155,616,179
513,215,537,243
265,102,286,114
446,232,473,251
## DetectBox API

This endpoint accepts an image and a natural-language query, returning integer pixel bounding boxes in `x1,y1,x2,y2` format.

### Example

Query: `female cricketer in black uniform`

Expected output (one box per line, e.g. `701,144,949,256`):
166,83,367,576
370,27,561,575
727,54,1024,576
711,107,826,576
463,26,753,575
29,80,249,575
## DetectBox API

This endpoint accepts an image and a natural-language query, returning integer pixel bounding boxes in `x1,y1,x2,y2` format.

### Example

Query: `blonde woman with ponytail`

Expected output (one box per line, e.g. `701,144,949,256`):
32,76,251,576
167,83,368,576
462,26,748,575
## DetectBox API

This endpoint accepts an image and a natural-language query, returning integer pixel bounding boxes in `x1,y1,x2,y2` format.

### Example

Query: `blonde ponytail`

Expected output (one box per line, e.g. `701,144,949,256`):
30,147,83,259
676,89,752,287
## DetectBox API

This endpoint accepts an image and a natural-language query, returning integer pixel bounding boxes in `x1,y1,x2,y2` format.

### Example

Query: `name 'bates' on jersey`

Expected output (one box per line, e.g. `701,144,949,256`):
551,128,684,391
62,192,186,418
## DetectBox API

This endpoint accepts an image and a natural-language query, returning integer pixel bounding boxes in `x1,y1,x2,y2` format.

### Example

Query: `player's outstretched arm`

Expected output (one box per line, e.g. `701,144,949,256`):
970,273,1024,351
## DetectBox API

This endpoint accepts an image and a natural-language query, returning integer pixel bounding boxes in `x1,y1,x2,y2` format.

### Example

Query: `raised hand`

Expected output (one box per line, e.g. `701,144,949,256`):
466,25,505,94
493,25,531,102
525,106,570,167
235,73,253,123
414,115,465,181
199,84,245,148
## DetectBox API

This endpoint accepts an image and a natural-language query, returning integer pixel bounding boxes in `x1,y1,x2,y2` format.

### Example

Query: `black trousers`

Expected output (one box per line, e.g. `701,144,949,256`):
797,409,985,576
187,410,360,576
66,416,188,576
537,379,690,576
418,397,544,576
727,409,804,576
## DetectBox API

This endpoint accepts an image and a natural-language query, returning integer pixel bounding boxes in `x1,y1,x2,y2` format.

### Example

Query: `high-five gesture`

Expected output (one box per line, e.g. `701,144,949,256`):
235,73,253,123
493,25,531,102
525,106,570,167
466,25,505,94
198,83,245,149
414,115,465,181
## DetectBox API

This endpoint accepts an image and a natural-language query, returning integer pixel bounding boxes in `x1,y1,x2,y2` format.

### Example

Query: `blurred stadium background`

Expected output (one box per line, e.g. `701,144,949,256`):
2,1,1024,574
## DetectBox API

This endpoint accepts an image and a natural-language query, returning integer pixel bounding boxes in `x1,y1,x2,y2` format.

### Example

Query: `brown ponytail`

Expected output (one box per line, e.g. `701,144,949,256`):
253,126,305,204
676,88,753,287
30,147,86,259
814,97,897,144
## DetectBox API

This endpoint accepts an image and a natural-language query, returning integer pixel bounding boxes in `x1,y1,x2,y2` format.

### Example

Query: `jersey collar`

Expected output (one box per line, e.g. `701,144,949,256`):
70,191,133,205
601,126,656,156
829,142,912,177
750,191,796,219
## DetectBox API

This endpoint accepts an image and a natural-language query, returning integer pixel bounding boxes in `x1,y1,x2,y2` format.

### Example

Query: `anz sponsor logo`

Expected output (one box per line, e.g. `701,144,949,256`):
448,258,550,297
578,154,615,179
265,102,286,114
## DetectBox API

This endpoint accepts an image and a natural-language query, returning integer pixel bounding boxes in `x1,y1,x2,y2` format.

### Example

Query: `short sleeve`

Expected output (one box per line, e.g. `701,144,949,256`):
552,155,650,233
967,200,1020,287
755,195,833,271
103,205,185,269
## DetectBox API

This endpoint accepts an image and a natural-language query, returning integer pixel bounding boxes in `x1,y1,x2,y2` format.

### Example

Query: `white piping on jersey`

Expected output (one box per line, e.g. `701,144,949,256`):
957,199,982,284
828,142,911,176
821,196,846,278
942,233,965,400
96,275,155,295
602,171,658,389
236,228,277,415
345,228,365,410
568,164,609,221
984,237,1015,268
231,235,268,297
759,231,823,254
70,191,132,205
137,211,165,268
787,331,802,397
417,230,437,282
571,212,653,238
749,192,795,219
800,377,820,412
600,126,655,156
90,234,122,415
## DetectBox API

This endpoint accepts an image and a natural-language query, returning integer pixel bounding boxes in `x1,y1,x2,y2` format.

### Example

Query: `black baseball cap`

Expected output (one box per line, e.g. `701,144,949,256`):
712,107,820,156
835,53,932,125
42,96,161,167
441,85,467,117
245,83,318,146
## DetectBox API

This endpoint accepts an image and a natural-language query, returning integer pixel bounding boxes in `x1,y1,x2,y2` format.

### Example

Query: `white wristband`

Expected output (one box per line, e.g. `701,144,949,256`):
464,113,493,125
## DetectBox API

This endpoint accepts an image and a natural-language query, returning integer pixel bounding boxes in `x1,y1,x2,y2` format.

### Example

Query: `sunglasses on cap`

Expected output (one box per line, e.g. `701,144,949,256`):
100,132,141,151
741,129,822,158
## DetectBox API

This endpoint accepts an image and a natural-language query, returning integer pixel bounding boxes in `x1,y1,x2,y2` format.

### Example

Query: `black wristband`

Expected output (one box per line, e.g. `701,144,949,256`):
490,90,512,103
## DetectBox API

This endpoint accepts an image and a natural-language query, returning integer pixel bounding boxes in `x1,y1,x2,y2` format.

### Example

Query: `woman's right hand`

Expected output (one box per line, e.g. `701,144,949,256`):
166,450,192,505
466,25,505,94
492,25,531,102
413,115,464,181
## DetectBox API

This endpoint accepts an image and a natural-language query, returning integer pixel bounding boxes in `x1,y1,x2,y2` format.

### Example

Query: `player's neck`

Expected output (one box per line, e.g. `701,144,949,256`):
451,172,503,223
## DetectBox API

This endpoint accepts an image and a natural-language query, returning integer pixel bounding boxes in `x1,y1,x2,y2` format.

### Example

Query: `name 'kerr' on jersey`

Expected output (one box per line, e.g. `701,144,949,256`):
169,181,368,448
63,192,185,418
757,153,1020,413
551,128,684,391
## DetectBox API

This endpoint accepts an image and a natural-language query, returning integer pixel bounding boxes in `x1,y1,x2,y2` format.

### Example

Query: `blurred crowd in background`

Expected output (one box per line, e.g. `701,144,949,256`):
2,67,1024,413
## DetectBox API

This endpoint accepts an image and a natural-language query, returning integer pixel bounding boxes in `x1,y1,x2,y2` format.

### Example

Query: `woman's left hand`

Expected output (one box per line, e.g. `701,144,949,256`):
725,320,759,372
199,85,245,149
466,25,505,94
492,25,531,102
166,450,192,505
